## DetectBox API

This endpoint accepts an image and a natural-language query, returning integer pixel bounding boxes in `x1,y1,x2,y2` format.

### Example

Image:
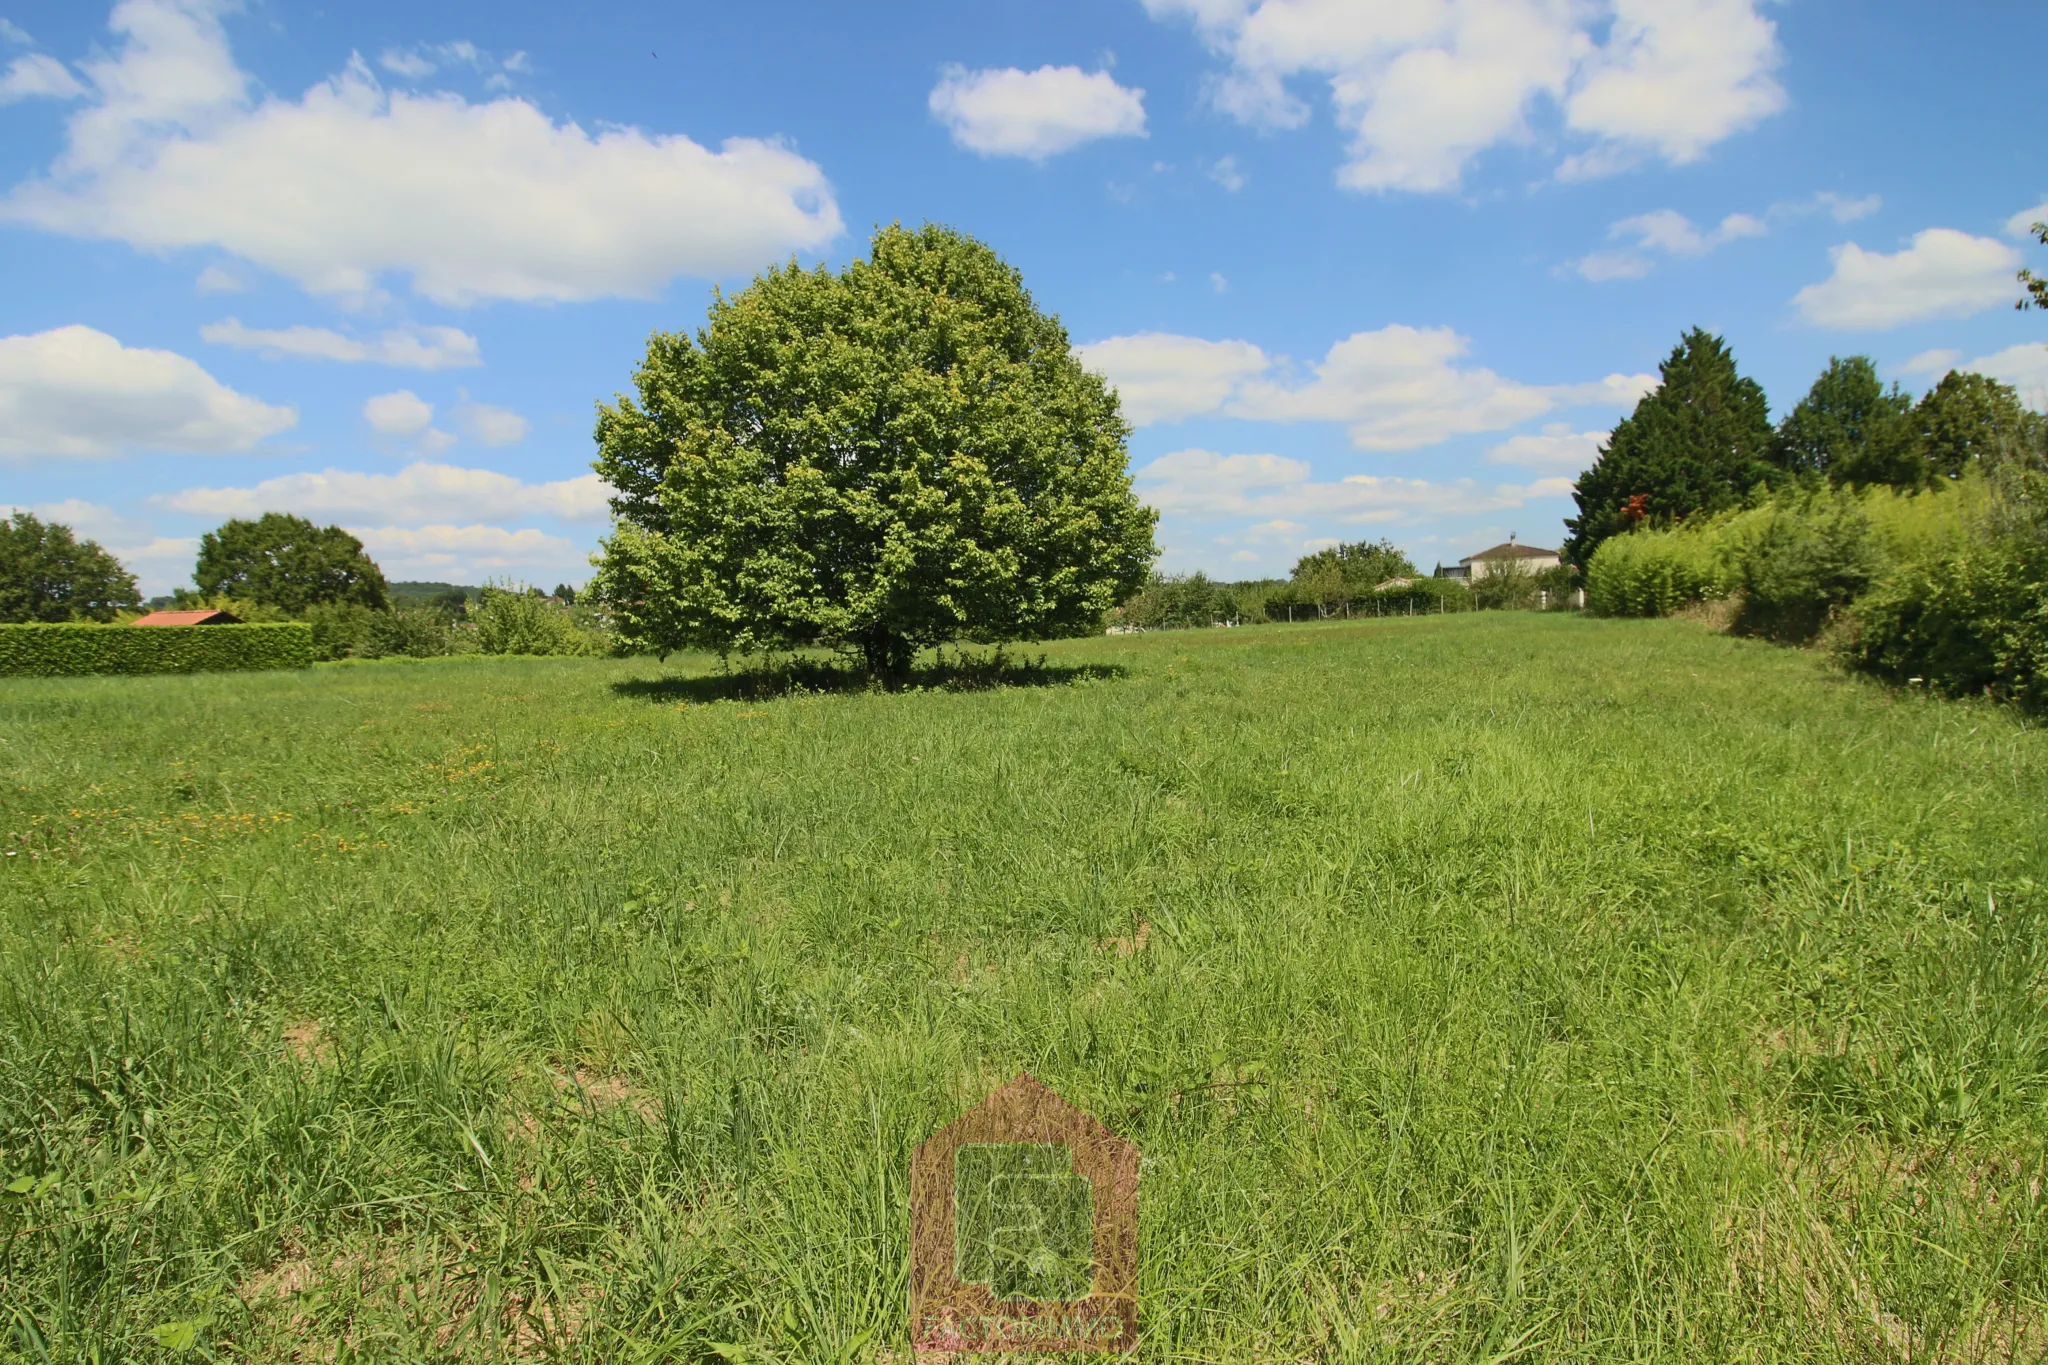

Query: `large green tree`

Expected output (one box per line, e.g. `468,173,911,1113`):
1563,329,1774,567
0,512,140,623
1771,355,1913,485
589,223,1158,678
1290,539,1415,593
193,513,389,612
2019,219,2047,312
1904,371,2039,481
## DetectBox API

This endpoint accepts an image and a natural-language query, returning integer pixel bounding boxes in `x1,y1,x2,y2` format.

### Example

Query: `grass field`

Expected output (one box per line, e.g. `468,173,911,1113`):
3,613,2045,1362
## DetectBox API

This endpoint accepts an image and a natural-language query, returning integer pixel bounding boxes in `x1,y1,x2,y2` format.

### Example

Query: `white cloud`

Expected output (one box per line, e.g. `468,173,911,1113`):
1613,208,1765,256
346,523,586,582
202,317,481,369
1568,207,1767,281
1486,423,1605,472
1143,0,1783,193
1206,154,1246,192
2008,201,2048,239
928,64,1146,160
0,324,295,459
1083,325,1650,446
1570,250,1652,283
0,19,34,45
363,389,435,436
157,461,609,525
1793,228,2024,329
378,48,435,79
194,264,243,294
1132,445,1574,523
0,52,86,102
1814,191,1881,224
1562,0,1786,172
1229,324,1652,450
1075,332,1270,425
4,0,842,305
455,401,528,447
1898,348,1962,376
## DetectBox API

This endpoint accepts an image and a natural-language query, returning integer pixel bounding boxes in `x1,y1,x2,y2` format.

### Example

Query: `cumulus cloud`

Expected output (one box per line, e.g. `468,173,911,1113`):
1075,332,1271,425
2005,201,2047,239
1229,325,1653,450
0,52,87,102
0,324,295,459
157,461,608,525
363,389,435,437
1082,325,1650,446
0,19,35,45
1812,191,1881,224
1143,0,1783,192
1567,207,1767,281
929,64,1146,160
346,524,585,581
1793,228,2024,329
3,0,841,305
1132,446,1574,523
201,317,481,369
1487,423,1606,472
454,400,528,447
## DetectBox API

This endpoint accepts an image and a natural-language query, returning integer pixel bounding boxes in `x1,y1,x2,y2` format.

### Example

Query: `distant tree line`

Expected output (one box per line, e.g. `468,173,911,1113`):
0,509,603,659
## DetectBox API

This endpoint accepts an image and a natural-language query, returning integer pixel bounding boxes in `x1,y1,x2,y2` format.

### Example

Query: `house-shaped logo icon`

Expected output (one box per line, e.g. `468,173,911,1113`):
910,1074,1139,1353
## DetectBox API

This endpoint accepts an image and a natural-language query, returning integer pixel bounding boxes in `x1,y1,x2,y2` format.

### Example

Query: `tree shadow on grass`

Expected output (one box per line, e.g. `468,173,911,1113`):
611,649,1127,705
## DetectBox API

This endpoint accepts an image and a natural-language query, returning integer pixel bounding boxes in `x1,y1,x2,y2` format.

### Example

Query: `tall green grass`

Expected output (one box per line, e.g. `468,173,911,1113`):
2,615,2044,1361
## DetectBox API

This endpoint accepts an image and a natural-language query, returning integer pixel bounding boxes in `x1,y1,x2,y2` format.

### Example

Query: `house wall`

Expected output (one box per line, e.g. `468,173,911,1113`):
1465,553,1560,581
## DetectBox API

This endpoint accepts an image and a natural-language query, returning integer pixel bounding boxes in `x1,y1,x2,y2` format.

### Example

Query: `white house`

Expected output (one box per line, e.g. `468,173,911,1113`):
1434,535,1562,581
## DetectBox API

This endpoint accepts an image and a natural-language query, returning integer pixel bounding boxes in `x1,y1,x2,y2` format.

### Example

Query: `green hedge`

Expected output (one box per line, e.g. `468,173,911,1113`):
0,623,314,677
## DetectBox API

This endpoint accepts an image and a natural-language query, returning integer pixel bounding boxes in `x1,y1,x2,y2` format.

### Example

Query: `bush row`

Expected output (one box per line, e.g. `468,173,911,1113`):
0,623,314,677
1584,470,2048,709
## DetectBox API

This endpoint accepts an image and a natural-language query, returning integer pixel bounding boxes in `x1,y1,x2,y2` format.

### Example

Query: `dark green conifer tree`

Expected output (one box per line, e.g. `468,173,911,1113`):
1563,329,1774,567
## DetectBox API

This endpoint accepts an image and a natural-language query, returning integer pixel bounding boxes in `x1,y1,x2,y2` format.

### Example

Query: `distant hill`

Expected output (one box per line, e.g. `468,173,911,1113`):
388,581,484,606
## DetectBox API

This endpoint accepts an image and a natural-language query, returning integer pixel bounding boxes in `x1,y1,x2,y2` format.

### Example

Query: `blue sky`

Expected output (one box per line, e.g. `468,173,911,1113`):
2,0,2043,594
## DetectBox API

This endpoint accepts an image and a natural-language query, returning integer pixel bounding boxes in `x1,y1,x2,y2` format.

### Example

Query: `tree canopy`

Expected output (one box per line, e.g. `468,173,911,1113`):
1905,371,2039,482
589,223,1157,677
1771,355,1913,485
0,512,140,623
1564,329,1774,567
193,513,389,613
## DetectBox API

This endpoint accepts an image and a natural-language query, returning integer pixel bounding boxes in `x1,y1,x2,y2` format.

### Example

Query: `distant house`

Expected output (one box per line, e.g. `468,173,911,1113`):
130,609,241,626
1374,576,1417,591
1434,536,1561,581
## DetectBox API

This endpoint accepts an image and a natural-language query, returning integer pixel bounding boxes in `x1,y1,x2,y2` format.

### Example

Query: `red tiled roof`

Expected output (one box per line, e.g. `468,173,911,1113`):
130,609,240,626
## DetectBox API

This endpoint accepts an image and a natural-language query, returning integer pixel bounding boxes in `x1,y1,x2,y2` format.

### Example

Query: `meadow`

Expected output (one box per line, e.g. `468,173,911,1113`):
2,613,2044,1362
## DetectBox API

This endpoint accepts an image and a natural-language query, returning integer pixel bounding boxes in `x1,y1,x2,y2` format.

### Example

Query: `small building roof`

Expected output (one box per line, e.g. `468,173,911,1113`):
1460,542,1558,564
130,609,241,626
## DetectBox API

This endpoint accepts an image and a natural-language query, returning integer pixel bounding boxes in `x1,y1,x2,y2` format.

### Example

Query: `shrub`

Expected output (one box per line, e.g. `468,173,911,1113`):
0,623,313,677
1719,491,1879,643
1585,528,1728,617
302,602,379,661
472,586,602,656
362,606,457,659
1835,471,2048,710
1471,556,1541,611
1369,577,1474,616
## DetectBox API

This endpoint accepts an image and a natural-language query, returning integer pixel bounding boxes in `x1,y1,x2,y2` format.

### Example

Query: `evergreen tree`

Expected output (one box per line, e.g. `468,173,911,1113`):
1563,329,1774,567
1772,355,1912,484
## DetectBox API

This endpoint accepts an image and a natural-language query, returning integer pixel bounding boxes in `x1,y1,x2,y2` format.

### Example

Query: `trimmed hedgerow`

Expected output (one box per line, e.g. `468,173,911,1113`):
0,623,314,677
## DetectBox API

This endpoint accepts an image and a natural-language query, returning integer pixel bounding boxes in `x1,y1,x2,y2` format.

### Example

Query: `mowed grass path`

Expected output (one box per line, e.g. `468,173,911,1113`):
2,615,2044,1362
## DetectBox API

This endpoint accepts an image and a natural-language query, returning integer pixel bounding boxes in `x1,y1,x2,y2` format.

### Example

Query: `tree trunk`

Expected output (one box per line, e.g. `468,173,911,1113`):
860,629,914,687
